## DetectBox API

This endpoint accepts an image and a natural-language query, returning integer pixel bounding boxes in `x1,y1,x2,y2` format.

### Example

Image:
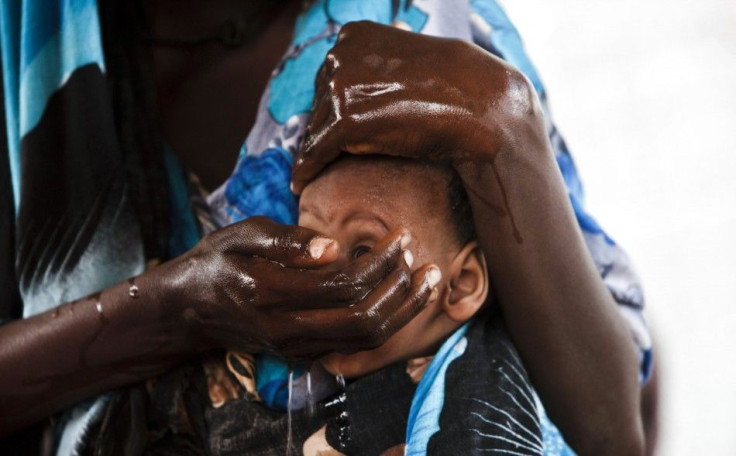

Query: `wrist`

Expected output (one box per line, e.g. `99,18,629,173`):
139,255,210,355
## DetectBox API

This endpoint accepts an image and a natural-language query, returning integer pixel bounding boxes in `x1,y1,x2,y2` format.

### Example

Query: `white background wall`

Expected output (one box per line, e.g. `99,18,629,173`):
501,1,736,454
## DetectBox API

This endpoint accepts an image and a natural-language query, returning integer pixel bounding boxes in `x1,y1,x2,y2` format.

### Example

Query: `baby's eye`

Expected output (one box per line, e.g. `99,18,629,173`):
352,245,372,260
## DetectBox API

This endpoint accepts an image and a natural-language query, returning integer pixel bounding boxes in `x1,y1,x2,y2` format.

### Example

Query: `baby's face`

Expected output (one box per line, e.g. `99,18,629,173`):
298,156,462,378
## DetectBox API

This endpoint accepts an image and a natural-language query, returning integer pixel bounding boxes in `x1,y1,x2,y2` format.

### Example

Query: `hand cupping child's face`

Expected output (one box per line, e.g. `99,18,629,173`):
298,156,487,379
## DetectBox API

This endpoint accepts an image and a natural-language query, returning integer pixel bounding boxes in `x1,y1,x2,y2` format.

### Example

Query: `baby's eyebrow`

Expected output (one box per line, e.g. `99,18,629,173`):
299,202,329,224
341,210,390,232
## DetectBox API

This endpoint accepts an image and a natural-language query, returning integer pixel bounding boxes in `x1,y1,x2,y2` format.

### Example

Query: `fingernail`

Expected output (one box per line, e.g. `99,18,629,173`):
429,287,439,302
309,237,334,259
400,232,412,249
427,267,442,288
403,249,414,268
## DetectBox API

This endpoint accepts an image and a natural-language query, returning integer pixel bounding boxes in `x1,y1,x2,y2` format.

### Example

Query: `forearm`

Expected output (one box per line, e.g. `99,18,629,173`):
0,260,194,436
0,218,428,437
457,99,643,454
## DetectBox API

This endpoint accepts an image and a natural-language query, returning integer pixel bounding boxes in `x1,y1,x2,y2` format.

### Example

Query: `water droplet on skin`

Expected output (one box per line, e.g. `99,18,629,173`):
286,368,295,455
78,298,109,368
458,158,523,244
128,278,140,298
306,366,315,418
490,162,523,243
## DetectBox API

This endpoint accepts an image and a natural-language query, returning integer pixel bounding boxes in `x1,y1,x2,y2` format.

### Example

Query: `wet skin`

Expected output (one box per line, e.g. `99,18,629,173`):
293,21,644,456
0,3,432,436
0,217,437,435
0,7,643,456
298,156,488,379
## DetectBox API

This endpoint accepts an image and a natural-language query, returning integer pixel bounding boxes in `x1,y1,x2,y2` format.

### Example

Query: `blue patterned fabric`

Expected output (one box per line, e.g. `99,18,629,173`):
1,1,146,454
405,322,575,455
254,353,306,410
224,146,297,225
1,0,105,209
1,0,650,453
406,323,471,454
203,1,651,452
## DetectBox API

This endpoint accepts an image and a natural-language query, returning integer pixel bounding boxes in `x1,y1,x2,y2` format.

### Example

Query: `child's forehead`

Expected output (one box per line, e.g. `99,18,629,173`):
315,155,449,190
299,156,452,224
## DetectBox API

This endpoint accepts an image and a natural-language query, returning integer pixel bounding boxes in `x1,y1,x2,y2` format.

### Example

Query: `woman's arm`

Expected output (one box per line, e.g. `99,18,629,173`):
0,217,436,436
293,21,643,455
454,79,643,455
0,263,188,436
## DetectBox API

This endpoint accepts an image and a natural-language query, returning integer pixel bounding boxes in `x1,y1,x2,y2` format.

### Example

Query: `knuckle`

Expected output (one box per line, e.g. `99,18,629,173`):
242,217,270,240
350,274,372,298
352,320,385,349
327,78,340,95
397,269,411,291
380,250,396,277
198,230,219,252
338,21,360,39
345,261,378,293
351,307,381,336
505,65,531,87
325,51,341,71
409,291,426,314
270,233,290,252
323,273,356,302
364,327,387,348
364,307,381,328
503,69,537,110
347,252,394,295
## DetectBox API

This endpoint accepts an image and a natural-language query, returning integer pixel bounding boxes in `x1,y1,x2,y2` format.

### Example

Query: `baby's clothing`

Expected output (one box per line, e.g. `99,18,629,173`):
95,311,566,456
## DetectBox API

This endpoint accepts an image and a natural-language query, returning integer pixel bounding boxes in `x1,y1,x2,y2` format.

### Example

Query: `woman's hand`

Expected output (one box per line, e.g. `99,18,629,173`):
166,217,437,359
0,216,436,436
291,20,542,193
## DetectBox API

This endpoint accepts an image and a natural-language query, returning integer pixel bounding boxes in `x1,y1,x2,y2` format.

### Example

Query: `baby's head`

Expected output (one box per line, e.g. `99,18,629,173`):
298,155,489,378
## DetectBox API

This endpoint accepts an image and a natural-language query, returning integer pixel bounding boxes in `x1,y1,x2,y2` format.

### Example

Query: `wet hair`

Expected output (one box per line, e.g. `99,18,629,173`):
445,168,476,247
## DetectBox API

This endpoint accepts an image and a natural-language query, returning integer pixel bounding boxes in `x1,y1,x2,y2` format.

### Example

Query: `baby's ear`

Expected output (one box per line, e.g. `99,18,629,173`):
442,241,489,322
